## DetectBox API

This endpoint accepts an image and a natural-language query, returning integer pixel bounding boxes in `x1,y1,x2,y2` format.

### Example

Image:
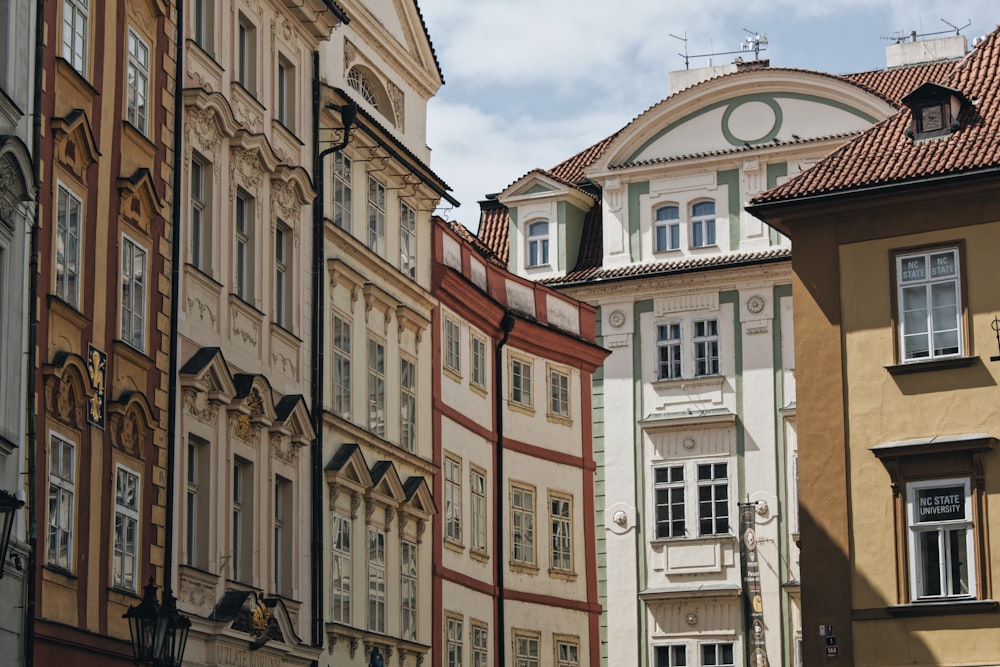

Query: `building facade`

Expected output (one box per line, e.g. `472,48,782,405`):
33,0,177,663
432,218,608,667
315,2,456,665
750,29,1000,667
476,39,966,667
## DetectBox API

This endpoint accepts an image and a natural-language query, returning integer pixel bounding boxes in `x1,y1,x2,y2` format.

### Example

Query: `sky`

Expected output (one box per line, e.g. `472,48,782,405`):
418,1,997,230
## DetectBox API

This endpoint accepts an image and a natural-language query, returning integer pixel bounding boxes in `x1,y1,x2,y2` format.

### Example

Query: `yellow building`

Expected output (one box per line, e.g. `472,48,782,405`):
750,27,1000,667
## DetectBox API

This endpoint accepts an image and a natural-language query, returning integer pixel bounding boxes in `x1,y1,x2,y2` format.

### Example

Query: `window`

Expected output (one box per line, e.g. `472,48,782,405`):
471,334,487,389
511,483,535,565
470,468,487,553
446,617,463,667
237,14,256,93
347,66,395,125
192,0,214,53
444,455,461,543
276,56,294,130
367,176,385,256
549,368,569,418
656,323,681,381
126,29,149,134
400,357,416,452
690,201,716,248
556,639,579,667
896,247,962,361
331,512,352,623
186,435,209,569
515,632,540,667
694,319,720,376
332,314,351,418
444,318,461,374
274,222,291,328
400,539,417,640
907,478,975,600
550,494,572,571
332,153,351,232
55,184,82,308
232,457,253,582
367,338,385,436
654,466,685,538
62,0,88,74
47,433,75,570
701,642,735,666
655,645,687,667
526,220,549,267
471,623,488,667
400,201,416,279
654,205,680,252
510,357,532,408
112,465,140,591
235,190,254,300
274,477,292,596
190,155,212,272
367,527,386,632
698,462,729,536
120,236,147,351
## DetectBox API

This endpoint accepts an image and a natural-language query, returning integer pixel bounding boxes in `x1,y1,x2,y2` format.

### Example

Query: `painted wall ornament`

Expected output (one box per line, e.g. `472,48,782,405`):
87,344,106,428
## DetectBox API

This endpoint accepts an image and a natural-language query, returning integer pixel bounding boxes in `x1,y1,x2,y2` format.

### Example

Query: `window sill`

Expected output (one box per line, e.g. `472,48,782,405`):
546,412,573,427
507,401,535,417
469,382,488,398
509,561,539,575
443,538,465,554
887,599,997,617
443,366,462,383
886,356,977,375
652,374,725,390
470,548,490,564
649,533,736,546
548,568,578,582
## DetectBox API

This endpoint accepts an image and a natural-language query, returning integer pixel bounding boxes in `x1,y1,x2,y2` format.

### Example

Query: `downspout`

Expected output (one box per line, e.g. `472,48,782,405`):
310,50,323,648
493,311,515,667
25,0,45,663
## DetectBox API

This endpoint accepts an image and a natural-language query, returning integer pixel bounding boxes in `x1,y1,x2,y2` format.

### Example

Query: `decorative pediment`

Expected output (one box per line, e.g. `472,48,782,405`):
369,461,406,504
231,374,278,424
395,304,429,344
325,444,374,513
179,347,237,402
107,391,155,458
271,169,316,222
118,168,163,232
272,394,314,445
402,476,436,518
183,88,243,140
0,136,36,220
42,351,96,429
52,110,100,183
497,169,594,211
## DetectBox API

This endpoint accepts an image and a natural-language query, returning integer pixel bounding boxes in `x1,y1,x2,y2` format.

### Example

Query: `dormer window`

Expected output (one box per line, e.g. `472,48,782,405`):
526,220,549,267
902,82,969,142
918,102,948,134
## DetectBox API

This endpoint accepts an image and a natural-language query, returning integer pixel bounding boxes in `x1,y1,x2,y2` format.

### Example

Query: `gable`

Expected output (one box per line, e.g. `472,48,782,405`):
342,0,443,90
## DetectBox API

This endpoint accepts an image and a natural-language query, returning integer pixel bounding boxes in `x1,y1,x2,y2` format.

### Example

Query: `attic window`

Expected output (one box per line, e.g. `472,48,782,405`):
347,66,396,126
918,102,948,133
902,82,969,142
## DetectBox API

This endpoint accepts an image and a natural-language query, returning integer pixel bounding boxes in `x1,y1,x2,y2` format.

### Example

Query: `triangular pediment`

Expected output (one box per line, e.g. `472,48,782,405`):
118,168,163,231
179,348,237,402
369,460,406,503
52,110,101,183
232,374,278,426
402,476,436,517
272,395,315,444
497,170,594,210
325,443,375,490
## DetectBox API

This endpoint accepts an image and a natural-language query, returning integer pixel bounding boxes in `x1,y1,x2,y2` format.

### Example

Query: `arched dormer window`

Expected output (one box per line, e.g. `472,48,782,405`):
526,220,549,268
347,66,395,126
654,205,680,252
690,200,716,248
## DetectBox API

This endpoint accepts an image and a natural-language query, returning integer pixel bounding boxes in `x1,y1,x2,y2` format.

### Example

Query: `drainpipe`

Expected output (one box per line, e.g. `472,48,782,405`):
494,311,515,667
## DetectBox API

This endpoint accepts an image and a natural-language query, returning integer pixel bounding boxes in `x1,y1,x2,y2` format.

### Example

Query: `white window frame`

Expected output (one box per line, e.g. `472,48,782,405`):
367,176,385,256
190,154,211,273
896,246,962,362
511,483,535,566
653,465,685,539
332,152,352,232
906,477,976,601
330,511,352,623
400,200,416,279
400,356,416,452
549,493,573,572
652,460,732,539
470,467,487,553
549,367,570,418
55,183,82,308
471,333,487,389
367,337,385,436
654,644,688,667
555,638,580,667
700,641,735,666
514,632,540,667
697,461,730,536
47,432,75,570
276,55,294,130
62,0,89,74
126,28,149,134
237,13,256,94
274,221,291,329
367,526,386,633
444,455,462,543
400,539,417,640
690,200,716,248
510,356,532,409
444,317,461,375
656,322,681,380
446,616,463,667
693,318,720,377
235,190,254,301
654,205,680,252
120,234,148,351
112,463,140,592
332,314,351,418
526,220,549,268
471,622,488,667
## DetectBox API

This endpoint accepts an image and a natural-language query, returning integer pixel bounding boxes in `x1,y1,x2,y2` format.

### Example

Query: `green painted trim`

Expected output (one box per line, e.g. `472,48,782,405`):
717,169,741,252
626,92,881,163
593,307,609,665
508,208,519,273
557,202,568,273
722,97,783,145
766,164,788,246
718,291,744,494
632,299,653,667
628,182,649,263
771,284,793,666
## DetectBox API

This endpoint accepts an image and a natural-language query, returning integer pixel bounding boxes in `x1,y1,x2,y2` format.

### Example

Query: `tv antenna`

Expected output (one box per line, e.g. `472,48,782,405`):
882,18,971,43
671,29,768,70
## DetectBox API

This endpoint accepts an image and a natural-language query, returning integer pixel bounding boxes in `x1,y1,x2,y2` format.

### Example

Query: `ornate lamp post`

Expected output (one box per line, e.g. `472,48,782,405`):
0,489,24,578
123,579,191,666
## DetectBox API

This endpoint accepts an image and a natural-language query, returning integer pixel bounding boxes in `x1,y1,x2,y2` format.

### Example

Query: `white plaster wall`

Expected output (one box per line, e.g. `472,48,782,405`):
503,601,592,667
502,349,584,460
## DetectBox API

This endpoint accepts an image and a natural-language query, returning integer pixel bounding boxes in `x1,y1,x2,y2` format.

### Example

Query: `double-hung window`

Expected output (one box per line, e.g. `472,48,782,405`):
694,319,720,376
62,0,89,74
237,14,256,94
653,461,731,539
896,247,962,361
186,436,209,568
549,368,569,418
444,455,461,542
190,155,212,272
702,642,735,666
550,494,572,571
235,191,254,300
526,221,549,267
690,201,716,248
471,334,487,389
276,56,294,130
331,512,352,623
55,185,82,308
654,205,680,252
47,433,75,570
444,318,461,375
274,222,291,328
367,527,386,632
698,462,729,536
232,458,253,583
367,339,385,436
471,623,488,667
112,465,140,591
470,468,487,552
446,617,463,667
515,632,540,667
126,29,149,134
907,478,975,600
653,465,685,538
332,153,352,231
656,323,681,380
121,236,147,350
192,0,214,54
332,314,351,418
556,639,580,667
400,539,417,640
274,477,292,596
400,201,416,279
511,483,535,565
367,177,385,256
654,645,687,667
510,357,532,408
400,357,416,452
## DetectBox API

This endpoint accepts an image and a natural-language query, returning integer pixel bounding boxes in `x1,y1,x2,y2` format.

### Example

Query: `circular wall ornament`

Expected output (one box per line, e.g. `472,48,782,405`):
686,612,698,626
746,295,766,314
608,309,627,329
612,510,628,527
682,437,696,450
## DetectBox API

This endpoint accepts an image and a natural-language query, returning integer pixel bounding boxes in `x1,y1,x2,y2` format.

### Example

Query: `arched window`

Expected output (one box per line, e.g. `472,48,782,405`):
690,200,716,248
526,220,549,268
347,66,395,126
654,205,680,252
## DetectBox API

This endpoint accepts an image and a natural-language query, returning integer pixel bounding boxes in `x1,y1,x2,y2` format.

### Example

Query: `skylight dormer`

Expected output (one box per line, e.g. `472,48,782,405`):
901,82,970,141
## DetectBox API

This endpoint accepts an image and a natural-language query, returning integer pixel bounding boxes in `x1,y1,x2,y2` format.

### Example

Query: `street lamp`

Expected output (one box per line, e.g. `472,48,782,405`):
0,489,24,578
123,579,191,666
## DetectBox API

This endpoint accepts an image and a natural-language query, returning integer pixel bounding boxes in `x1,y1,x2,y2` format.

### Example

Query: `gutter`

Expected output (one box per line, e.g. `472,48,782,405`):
493,311,515,667
310,50,324,648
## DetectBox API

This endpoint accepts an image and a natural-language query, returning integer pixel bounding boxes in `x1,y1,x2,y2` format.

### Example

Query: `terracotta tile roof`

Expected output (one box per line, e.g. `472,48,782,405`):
439,216,506,267
542,247,791,286
753,28,1000,205
476,202,511,264
572,202,604,272
615,132,861,169
549,131,622,183
842,60,958,105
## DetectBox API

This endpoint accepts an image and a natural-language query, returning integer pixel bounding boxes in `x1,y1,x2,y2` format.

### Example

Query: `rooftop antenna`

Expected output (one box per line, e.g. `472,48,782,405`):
882,18,970,43
673,29,768,70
